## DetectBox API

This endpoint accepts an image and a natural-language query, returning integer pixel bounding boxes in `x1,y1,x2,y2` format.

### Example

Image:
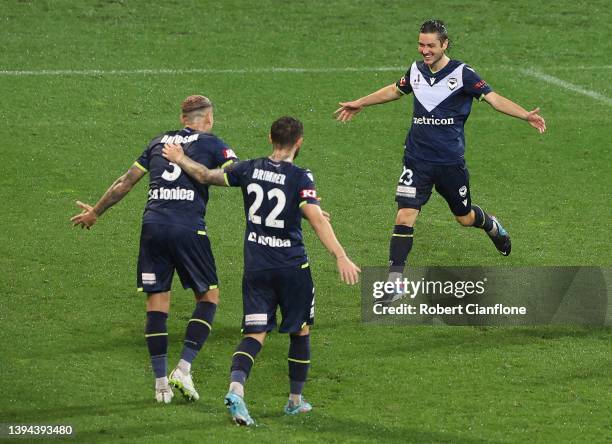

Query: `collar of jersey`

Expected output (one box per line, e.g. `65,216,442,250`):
417,60,461,85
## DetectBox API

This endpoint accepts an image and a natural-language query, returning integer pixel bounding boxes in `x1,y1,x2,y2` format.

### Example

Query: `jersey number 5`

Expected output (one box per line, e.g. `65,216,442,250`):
247,183,286,228
162,162,182,182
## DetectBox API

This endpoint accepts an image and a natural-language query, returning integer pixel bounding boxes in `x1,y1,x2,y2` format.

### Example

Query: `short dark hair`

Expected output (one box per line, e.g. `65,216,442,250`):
270,116,303,147
420,19,450,47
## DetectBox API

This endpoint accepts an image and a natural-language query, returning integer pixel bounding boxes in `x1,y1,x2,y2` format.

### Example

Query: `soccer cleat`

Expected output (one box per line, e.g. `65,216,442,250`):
224,391,255,426
284,396,313,415
155,386,174,404
169,367,200,401
375,274,408,305
488,216,511,256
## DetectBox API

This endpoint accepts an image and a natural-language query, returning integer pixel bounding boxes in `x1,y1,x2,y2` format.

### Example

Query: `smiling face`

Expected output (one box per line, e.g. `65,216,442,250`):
418,32,448,69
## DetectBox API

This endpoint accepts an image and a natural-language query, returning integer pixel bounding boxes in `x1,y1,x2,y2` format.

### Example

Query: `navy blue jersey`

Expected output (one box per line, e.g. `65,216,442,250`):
224,158,320,272
134,127,238,230
396,60,492,164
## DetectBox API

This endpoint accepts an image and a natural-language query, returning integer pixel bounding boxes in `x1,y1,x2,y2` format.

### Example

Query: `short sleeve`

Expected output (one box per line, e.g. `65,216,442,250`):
212,138,239,168
395,70,413,95
298,169,320,208
463,65,492,100
133,147,150,173
223,160,249,187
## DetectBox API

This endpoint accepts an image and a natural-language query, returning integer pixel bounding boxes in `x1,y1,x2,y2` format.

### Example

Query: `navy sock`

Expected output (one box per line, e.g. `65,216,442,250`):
145,311,168,378
388,225,414,274
472,205,494,232
180,301,216,364
288,334,310,395
230,337,262,384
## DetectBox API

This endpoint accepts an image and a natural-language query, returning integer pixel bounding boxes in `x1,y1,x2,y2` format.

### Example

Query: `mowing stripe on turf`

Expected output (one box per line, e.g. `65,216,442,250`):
520,68,612,106
0,65,611,77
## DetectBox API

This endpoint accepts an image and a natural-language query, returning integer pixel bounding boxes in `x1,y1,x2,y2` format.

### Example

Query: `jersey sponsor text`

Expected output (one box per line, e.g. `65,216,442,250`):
148,187,195,201
412,116,455,125
247,231,291,247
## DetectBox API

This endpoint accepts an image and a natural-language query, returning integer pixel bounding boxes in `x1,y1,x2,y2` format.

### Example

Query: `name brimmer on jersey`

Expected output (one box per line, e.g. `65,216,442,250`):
162,116,360,425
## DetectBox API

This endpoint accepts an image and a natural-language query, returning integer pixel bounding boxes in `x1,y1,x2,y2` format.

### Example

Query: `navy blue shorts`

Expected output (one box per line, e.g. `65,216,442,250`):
395,156,472,216
137,223,218,294
241,264,315,334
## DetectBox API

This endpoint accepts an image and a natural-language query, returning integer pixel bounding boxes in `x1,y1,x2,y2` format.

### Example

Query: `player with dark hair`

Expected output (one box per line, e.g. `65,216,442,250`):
71,95,238,403
335,19,546,298
162,116,360,425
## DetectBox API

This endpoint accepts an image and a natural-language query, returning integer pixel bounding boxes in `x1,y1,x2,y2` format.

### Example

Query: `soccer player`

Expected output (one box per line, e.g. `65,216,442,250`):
334,19,546,296
162,116,360,425
70,95,238,403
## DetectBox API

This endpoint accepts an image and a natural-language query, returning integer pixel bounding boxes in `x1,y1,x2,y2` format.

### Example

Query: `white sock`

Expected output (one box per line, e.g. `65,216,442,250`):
289,393,302,405
229,382,244,398
178,359,191,373
155,376,169,389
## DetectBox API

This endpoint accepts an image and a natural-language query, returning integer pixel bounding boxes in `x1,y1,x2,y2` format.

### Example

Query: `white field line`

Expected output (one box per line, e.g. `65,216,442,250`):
2,65,611,106
0,65,611,77
520,68,612,106
0,67,406,76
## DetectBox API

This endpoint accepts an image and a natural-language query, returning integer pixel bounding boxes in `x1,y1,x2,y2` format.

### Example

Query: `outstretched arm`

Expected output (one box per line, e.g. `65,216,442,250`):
301,204,361,285
484,92,547,133
162,143,227,186
334,83,402,122
71,166,145,229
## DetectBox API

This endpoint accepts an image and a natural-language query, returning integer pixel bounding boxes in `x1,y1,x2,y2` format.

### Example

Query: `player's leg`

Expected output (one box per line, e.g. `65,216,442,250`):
170,228,220,400
435,162,511,256
137,223,175,403
286,325,313,414
224,270,275,426
145,292,173,403
225,332,265,426
387,159,433,301
169,288,218,401
278,265,315,414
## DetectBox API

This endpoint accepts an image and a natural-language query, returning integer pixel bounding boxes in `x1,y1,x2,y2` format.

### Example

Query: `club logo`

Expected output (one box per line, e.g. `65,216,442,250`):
447,77,458,90
459,186,467,197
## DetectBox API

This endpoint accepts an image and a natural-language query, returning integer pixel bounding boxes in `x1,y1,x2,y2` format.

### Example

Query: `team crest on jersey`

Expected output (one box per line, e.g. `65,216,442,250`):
447,77,458,90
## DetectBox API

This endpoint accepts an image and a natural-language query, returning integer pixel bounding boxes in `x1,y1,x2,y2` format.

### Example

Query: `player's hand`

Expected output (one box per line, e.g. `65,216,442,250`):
162,143,185,163
334,101,363,122
336,256,361,285
525,107,546,134
321,210,331,222
70,200,98,229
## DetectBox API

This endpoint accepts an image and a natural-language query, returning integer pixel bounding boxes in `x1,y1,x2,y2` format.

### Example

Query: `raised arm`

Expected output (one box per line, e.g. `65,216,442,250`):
162,143,227,186
301,204,361,285
484,92,547,134
334,83,402,122
71,165,145,229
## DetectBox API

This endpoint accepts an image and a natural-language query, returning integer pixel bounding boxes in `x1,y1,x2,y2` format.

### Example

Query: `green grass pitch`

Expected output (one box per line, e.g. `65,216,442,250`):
1,1,610,442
